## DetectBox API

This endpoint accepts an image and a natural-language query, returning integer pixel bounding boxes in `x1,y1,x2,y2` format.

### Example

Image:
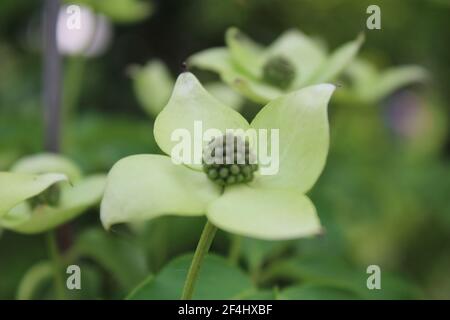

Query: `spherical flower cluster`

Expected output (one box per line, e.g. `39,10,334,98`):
202,134,258,186
263,55,296,89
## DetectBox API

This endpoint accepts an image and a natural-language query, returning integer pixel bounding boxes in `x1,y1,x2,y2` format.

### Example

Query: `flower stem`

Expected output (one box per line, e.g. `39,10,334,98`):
42,0,62,153
46,231,65,299
63,56,86,128
181,220,217,300
228,234,242,265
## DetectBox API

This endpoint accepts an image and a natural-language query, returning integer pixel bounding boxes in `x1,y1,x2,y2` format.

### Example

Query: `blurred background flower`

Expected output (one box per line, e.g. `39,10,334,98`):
56,4,112,57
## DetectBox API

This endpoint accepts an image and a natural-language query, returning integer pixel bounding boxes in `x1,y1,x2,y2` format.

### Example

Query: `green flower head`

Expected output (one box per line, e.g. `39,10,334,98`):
101,72,335,240
0,153,106,234
188,27,363,104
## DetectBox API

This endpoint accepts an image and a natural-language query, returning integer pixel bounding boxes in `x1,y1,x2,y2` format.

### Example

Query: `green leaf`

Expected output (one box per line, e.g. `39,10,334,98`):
11,153,82,182
16,261,53,300
65,264,103,300
71,228,148,290
0,232,47,299
363,274,423,300
127,254,253,299
70,0,152,23
310,33,364,84
225,27,264,78
1,174,106,233
130,60,174,117
97,0,152,23
251,84,335,192
279,284,360,300
135,216,206,272
238,289,278,300
266,29,326,88
263,256,422,299
0,172,67,218
16,260,103,299
207,185,321,240
262,255,363,292
100,155,220,229
154,72,249,165
241,238,291,275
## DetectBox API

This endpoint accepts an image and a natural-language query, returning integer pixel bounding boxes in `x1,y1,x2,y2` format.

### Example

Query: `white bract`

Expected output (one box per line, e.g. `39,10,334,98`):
0,153,106,234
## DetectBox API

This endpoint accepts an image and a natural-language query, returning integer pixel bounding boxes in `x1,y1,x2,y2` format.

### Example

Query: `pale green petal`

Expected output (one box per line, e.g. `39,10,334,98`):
1,174,106,234
225,27,264,78
207,185,321,240
221,72,283,104
0,172,67,218
266,29,327,88
346,59,379,89
4,153,104,233
204,82,244,111
129,60,174,117
344,60,428,103
373,66,428,102
310,34,364,84
251,84,335,192
188,47,232,74
11,153,82,182
189,48,283,104
100,155,220,229
154,72,249,165
344,59,379,100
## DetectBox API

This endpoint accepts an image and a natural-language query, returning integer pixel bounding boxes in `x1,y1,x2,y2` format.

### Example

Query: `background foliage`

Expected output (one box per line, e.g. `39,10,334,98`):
0,0,449,299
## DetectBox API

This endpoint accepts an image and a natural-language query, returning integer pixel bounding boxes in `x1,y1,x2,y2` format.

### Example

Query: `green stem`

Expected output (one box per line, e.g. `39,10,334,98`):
228,234,242,265
61,56,86,153
62,56,86,128
181,220,217,300
46,231,65,299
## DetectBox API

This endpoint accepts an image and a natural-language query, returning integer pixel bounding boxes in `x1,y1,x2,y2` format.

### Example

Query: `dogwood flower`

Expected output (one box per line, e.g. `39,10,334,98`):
0,153,106,234
336,58,428,104
188,27,361,104
101,72,335,240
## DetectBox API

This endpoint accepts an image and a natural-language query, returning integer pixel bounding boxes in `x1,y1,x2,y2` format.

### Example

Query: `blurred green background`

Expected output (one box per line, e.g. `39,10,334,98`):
0,0,449,299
